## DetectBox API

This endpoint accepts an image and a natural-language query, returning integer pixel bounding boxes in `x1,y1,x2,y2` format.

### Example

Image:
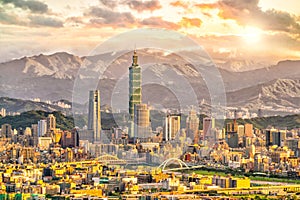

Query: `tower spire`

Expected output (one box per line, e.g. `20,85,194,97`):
132,49,138,66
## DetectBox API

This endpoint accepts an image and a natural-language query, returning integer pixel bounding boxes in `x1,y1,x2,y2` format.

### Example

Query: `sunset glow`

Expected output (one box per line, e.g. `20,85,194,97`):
0,0,299,64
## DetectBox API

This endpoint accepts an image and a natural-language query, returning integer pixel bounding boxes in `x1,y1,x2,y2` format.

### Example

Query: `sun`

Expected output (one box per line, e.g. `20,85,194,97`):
241,26,262,44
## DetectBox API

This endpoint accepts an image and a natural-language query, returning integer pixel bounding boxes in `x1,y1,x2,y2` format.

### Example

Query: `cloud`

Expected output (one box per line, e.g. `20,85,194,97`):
125,0,162,12
99,0,118,9
141,17,180,29
86,5,179,29
88,7,136,25
217,0,300,33
0,0,48,13
0,9,23,25
170,1,188,9
179,17,202,28
29,15,64,27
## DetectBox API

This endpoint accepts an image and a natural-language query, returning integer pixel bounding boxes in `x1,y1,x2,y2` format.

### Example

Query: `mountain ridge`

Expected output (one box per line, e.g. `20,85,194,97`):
0,51,299,114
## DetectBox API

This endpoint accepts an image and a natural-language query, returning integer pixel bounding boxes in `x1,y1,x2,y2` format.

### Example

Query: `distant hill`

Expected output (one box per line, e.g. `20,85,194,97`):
0,51,299,114
0,97,72,114
0,110,74,130
0,109,299,132
0,110,119,130
225,114,300,130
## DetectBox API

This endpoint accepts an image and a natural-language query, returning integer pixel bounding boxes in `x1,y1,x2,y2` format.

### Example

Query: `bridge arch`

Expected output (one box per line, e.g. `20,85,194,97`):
96,154,120,161
95,154,126,165
158,158,189,171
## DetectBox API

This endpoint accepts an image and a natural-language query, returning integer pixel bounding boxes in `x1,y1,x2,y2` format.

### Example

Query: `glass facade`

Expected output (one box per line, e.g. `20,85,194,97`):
129,51,142,136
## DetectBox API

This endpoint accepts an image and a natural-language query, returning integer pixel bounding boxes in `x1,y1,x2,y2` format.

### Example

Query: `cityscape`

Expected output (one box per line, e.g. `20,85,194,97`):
1,0,300,200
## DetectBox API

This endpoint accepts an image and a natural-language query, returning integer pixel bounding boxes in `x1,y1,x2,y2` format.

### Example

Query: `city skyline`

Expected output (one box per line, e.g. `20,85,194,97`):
0,0,300,66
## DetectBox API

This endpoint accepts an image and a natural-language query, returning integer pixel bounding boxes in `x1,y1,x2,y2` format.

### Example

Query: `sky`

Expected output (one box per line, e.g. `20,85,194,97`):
0,0,300,65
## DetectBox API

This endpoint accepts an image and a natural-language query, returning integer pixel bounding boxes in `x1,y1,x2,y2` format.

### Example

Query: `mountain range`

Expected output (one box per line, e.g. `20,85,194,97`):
0,50,299,114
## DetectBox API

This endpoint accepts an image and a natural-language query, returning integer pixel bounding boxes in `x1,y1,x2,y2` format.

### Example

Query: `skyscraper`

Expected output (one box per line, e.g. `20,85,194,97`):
265,128,286,147
134,104,151,141
226,120,239,148
31,124,38,147
129,50,142,138
164,114,181,141
47,114,56,133
1,124,12,138
244,123,253,137
203,117,215,140
61,128,79,148
186,109,199,143
38,120,47,137
88,90,101,142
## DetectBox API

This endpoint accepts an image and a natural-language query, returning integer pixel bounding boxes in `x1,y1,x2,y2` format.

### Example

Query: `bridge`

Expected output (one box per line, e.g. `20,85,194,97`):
156,158,209,172
95,154,127,165
157,158,191,171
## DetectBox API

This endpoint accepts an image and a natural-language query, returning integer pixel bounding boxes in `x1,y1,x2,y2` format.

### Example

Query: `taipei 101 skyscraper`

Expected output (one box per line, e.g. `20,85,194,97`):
129,50,142,138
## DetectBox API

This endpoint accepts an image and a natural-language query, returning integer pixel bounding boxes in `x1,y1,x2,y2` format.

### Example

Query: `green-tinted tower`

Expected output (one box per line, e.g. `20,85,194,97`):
129,50,141,138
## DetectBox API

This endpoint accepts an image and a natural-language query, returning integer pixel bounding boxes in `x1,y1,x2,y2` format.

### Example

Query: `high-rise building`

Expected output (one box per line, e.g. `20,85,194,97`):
129,50,142,138
38,120,47,137
164,114,181,141
237,125,245,138
134,104,151,141
1,124,12,138
61,129,79,148
226,121,239,148
203,117,215,140
88,90,101,142
186,109,199,144
266,129,286,147
244,124,253,137
265,128,286,147
30,124,39,147
47,114,56,133
226,121,238,133
227,132,239,148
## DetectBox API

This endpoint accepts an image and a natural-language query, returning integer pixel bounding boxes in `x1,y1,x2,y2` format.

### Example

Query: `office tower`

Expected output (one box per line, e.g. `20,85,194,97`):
244,123,253,137
265,128,286,147
129,50,142,138
47,114,56,133
203,117,215,140
237,125,245,138
226,121,238,133
227,132,239,148
38,120,47,137
226,121,239,148
272,130,286,147
1,124,12,138
88,90,101,142
186,109,199,143
31,124,39,147
134,104,151,141
61,129,79,148
164,114,181,141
